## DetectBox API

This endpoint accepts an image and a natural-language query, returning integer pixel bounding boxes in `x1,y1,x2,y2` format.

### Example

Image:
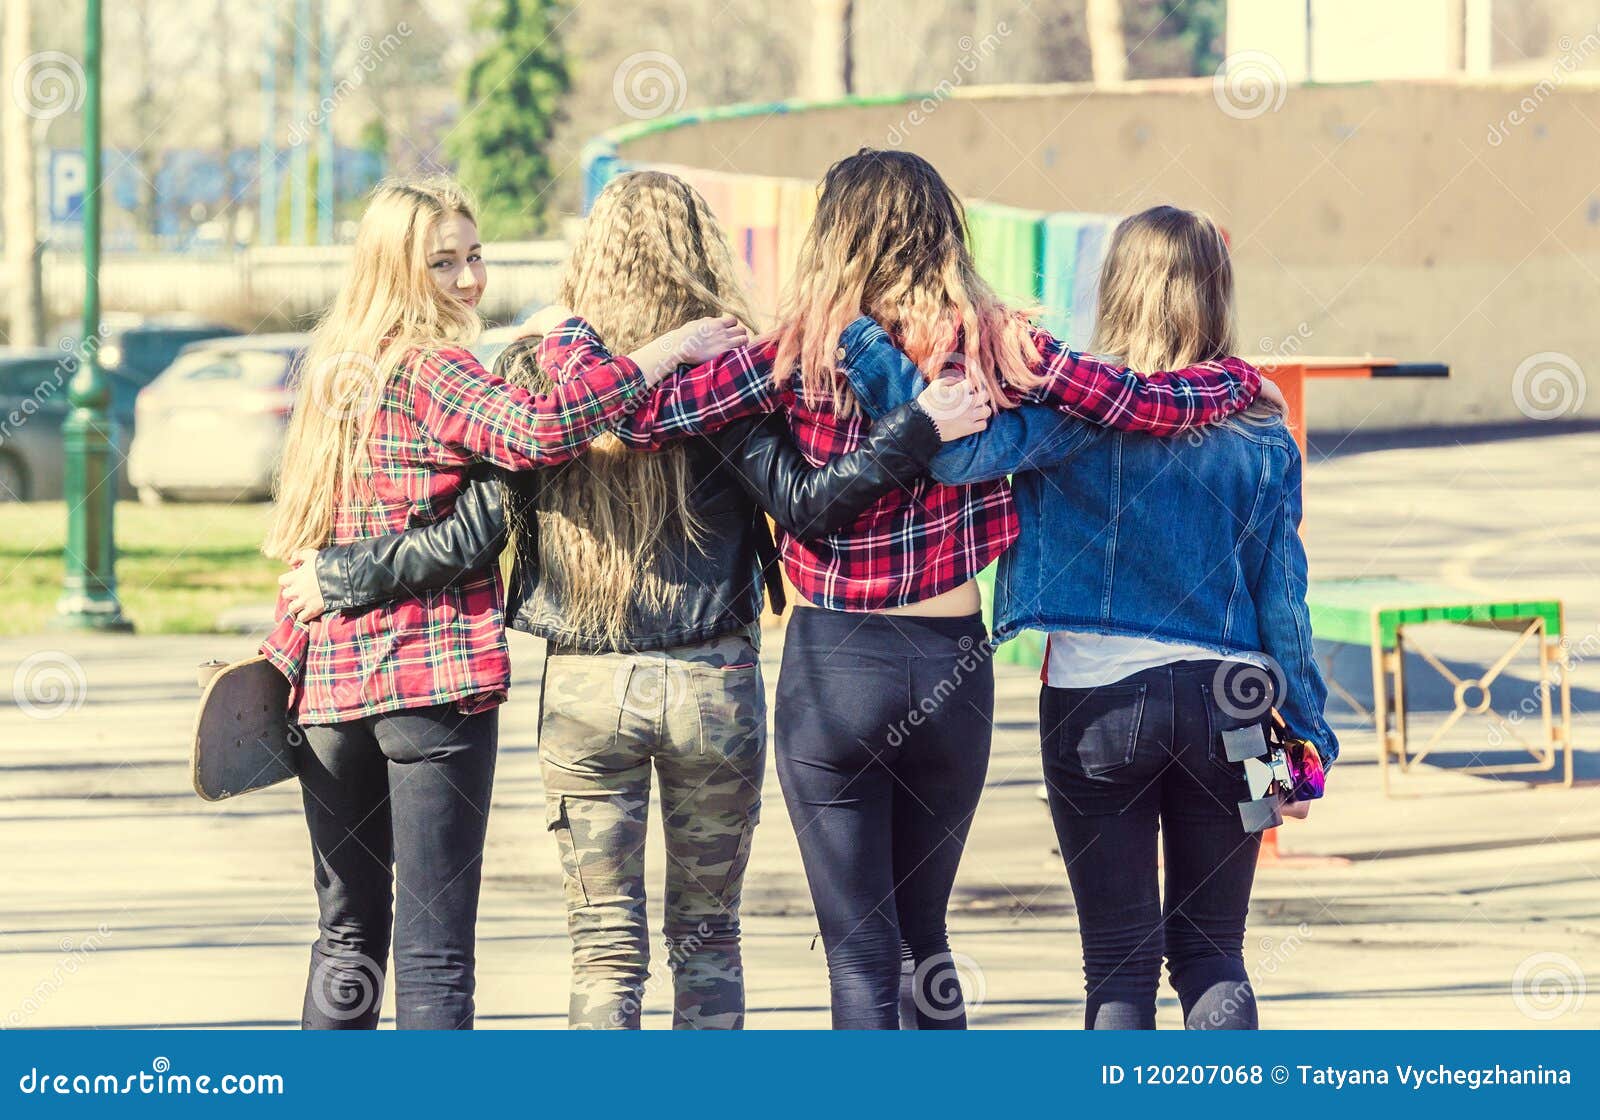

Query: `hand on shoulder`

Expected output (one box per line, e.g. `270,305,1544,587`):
1256,374,1288,415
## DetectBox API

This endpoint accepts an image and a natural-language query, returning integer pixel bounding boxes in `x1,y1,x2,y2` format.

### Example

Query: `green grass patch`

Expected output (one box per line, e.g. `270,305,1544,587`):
0,502,280,635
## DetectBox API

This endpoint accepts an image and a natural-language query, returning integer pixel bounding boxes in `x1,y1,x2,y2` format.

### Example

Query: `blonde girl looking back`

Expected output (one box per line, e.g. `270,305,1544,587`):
255,177,742,1031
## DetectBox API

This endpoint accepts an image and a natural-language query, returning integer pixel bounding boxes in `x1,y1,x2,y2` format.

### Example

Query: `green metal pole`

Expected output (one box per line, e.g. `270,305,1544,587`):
55,0,130,632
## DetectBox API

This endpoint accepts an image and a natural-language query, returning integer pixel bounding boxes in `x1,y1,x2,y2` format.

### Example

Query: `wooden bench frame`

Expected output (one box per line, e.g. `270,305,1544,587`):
1309,581,1574,795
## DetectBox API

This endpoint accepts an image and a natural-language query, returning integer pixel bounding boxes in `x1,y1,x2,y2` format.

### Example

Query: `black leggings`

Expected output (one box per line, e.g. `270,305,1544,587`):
295,703,498,1030
775,607,993,1030
1041,660,1262,1030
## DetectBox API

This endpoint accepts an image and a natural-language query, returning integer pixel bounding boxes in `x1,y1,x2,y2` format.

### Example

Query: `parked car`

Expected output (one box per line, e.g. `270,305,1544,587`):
0,349,123,501
60,313,238,421
127,334,307,504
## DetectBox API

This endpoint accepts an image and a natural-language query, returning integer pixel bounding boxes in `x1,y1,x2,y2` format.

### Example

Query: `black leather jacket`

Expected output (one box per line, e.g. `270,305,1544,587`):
313,391,942,654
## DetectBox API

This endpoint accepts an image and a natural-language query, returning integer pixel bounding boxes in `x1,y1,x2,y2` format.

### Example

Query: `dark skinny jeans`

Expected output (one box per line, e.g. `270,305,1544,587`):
295,703,498,1030
775,607,993,1030
1040,660,1262,1030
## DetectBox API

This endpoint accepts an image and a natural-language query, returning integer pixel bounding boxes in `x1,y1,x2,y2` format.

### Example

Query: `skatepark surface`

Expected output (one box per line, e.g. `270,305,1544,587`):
3,428,1597,1029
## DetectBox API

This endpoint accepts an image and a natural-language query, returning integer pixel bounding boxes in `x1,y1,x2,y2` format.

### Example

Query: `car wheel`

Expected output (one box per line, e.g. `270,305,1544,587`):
138,485,166,506
0,453,27,501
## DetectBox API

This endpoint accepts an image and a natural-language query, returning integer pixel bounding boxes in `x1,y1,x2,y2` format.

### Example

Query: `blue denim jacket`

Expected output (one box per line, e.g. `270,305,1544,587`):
842,322,1337,761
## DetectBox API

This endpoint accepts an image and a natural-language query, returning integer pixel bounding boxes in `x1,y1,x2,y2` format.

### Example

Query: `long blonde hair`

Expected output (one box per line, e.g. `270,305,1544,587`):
772,148,1040,413
1092,205,1235,372
265,178,482,559
1091,205,1274,426
520,171,757,647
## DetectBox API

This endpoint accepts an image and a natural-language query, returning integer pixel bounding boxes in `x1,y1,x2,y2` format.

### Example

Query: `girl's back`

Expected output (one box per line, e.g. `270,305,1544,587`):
999,415,1301,656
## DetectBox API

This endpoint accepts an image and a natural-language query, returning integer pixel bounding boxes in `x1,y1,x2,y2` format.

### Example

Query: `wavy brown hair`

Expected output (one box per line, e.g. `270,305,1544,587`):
772,148,1040,412
517,171,757,647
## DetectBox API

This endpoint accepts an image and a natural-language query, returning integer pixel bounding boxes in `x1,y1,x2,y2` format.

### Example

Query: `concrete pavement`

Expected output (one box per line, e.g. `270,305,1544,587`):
2,427,1598,1029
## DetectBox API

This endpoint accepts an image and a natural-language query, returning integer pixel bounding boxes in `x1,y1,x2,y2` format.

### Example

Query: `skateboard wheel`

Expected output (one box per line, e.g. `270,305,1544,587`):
196,660,228,690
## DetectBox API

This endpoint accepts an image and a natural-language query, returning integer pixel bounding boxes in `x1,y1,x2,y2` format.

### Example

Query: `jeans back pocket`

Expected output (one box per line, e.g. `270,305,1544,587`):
1047,683,1149,778
1198,679,1267,792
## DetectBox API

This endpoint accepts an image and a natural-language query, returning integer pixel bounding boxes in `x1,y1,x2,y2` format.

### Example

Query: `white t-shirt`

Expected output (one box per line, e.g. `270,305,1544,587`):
1044,630,1261,689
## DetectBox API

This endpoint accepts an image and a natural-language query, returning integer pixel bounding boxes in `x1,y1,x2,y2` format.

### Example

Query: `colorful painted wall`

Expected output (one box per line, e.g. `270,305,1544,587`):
585,77,1600,431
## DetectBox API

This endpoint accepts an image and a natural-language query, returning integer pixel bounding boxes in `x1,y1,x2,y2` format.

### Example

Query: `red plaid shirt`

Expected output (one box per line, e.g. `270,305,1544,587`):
538,318,1261,612
260,344,648,724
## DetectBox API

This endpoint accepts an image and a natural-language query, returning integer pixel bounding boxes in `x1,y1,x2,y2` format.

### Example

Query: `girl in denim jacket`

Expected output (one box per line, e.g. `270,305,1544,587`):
841,205,1336,1030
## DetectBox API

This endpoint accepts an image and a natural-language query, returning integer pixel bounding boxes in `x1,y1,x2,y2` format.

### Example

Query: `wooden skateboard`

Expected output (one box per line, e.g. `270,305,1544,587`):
192,655,300,801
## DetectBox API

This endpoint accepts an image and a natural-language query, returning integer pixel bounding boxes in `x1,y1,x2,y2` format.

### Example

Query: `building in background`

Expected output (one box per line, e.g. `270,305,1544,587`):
1226,0,1494,81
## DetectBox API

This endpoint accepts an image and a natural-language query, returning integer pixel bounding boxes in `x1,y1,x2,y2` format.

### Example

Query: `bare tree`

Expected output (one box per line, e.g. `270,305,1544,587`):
350,0,454,176
3,0,44,345
127,0,161,247
1085,0,1126,84
215,1,237,240
536,0,799,213
844,2,1093,95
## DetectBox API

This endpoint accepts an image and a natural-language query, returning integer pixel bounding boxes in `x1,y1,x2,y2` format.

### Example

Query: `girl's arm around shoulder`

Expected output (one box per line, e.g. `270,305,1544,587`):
411,316,747,468
538,315,782,450
408,345,646,470
1020,328,1263,437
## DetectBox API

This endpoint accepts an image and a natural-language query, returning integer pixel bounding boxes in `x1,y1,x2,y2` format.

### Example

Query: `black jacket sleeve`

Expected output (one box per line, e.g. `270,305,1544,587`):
705,399,942,541
314,467,509,612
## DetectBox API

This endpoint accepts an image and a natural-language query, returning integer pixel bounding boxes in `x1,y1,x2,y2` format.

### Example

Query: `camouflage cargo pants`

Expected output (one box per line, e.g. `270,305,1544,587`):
538,628,766,1029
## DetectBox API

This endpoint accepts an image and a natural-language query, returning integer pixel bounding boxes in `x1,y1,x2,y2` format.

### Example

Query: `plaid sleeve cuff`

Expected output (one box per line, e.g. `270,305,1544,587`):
259,602,309,700
537,316,644,396
606,352,647,399
541,316,602,350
